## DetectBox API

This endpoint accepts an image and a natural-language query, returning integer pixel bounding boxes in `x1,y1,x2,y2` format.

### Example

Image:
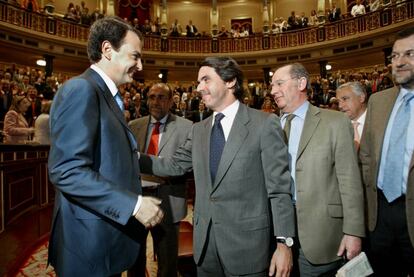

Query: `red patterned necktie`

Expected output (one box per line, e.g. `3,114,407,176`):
147,122,161,155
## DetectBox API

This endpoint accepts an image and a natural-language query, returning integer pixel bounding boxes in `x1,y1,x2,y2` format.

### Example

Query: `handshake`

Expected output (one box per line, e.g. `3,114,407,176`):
134,196,164,229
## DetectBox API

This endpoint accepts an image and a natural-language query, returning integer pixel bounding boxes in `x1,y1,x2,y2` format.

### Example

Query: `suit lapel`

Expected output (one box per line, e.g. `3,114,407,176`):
136,117,151,153
84,68,137,151
212,104,249,191
373,88,399,165
159,114,176,154
202,116,213,187
297,105,320,161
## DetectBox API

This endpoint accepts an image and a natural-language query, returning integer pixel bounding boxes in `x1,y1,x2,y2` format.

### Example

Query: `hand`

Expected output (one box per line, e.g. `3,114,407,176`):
269,243,292,277
134,196,164,229
337,234,362,260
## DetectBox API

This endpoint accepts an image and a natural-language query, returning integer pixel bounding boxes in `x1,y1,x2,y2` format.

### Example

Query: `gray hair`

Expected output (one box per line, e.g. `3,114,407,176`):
288,63,311,91
337,81,367,100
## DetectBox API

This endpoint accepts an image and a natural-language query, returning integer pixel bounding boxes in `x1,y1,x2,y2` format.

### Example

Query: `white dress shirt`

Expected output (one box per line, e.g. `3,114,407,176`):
211,100,240,141
352,109,367,139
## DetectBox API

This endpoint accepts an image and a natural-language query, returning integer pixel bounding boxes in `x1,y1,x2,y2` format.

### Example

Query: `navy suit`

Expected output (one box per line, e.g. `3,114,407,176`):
48,68,144,276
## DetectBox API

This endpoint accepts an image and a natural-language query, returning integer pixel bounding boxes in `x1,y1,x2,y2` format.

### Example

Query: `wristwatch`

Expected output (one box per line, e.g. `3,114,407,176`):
276,237,294,247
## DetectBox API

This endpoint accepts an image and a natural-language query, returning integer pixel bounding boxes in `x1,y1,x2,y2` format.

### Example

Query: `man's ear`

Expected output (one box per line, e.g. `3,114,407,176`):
297,77,307,91
101,40,112,60
359,93,366,104
225,78,237,90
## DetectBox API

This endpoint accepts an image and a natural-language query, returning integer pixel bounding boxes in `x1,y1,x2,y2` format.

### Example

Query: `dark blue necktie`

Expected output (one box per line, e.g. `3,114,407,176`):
382,92,414,202
210,113,225,183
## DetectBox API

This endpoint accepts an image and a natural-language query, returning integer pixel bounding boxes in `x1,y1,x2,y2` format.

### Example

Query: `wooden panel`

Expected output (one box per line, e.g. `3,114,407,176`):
0,145,50,233
4,165,39,225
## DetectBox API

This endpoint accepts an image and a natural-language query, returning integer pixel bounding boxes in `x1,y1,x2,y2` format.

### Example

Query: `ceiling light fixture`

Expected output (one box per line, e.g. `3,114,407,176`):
36,59,46,66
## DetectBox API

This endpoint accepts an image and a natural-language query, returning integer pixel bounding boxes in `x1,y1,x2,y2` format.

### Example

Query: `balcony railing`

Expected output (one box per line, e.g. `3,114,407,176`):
0,1,413,53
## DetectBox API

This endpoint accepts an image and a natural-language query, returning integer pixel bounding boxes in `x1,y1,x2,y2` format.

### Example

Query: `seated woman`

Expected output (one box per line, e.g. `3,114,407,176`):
3,95,34,143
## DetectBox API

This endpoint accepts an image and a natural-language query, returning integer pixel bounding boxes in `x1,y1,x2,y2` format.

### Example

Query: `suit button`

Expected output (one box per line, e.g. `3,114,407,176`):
210,197,217,202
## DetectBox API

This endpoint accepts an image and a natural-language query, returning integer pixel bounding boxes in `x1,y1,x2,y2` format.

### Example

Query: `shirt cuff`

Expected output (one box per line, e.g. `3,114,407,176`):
132,195,142,216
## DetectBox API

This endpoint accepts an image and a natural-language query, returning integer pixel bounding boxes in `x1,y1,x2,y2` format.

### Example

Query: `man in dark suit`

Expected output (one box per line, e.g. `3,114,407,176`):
329,3,341,22
128,83,193,277
186,20,199,37
140,57,295,277
47,16,163,277
299,12,308,28
271,63,365,276
360,26,414,277
192,101,212,122
24,85,42,126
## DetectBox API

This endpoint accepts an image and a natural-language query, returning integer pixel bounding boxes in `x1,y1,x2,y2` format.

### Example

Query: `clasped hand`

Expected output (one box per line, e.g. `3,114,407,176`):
134,196,164,229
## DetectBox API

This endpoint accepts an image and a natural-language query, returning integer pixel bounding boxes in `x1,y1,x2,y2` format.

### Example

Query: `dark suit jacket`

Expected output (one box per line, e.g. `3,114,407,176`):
129,114,193,223
186,24,198,37
140,103,295,275
48,68,143,276
329,8,341,21
360,87,414,246
192,110,212,122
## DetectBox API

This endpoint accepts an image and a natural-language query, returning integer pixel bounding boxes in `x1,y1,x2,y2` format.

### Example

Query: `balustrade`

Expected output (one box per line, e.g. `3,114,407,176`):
0,1,413,53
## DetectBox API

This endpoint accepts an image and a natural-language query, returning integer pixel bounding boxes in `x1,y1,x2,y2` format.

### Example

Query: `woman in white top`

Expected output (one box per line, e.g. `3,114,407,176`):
33,100,52,144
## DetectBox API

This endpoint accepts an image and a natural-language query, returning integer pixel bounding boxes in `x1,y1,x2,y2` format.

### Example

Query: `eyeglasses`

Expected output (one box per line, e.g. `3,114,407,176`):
148,94,169,101
388,50,414,62
271,77,298,88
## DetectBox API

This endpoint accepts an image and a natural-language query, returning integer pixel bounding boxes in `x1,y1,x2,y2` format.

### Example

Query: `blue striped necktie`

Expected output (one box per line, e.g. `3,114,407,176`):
382,92,414,202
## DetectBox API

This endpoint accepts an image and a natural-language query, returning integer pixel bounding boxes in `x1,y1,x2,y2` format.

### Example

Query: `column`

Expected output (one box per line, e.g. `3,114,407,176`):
44,54,54,78
160,69,168,83
160,0,168,37
318,60,327,79
317,0,325,16
263,0,270,35
383,47,392,65
263,67,271,85
211,0,219,37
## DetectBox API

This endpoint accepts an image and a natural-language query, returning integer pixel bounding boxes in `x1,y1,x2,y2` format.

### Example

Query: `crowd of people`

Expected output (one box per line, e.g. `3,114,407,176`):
0,67,64,143
0,59,396,146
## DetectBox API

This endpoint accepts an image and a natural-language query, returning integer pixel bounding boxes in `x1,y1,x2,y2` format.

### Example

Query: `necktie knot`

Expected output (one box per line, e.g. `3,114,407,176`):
215,113,225,124
403,92,414,104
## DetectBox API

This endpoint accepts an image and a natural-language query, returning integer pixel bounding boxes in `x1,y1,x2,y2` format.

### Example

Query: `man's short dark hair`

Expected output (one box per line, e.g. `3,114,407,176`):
396,26,414,41
87,16,143,63
200,57,244,101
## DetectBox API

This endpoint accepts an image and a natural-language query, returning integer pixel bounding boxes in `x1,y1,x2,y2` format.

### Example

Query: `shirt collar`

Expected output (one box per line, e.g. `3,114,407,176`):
282,101,309,121
150,114,168,125
90,64,118,97
400,87,414,100
353,109,367,125
212,100,240,121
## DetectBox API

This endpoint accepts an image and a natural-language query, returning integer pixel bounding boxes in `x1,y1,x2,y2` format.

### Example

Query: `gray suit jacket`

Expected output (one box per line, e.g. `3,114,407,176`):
140,103,295,275
360,87,414,246
129,114,193,223
295,104,365,264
